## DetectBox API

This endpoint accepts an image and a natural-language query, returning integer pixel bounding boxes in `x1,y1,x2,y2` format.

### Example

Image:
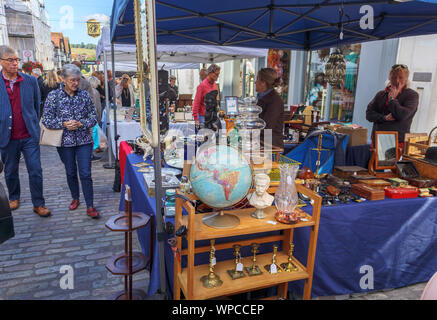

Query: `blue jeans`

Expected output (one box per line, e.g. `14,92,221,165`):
0,137,45,207
57,144,94,208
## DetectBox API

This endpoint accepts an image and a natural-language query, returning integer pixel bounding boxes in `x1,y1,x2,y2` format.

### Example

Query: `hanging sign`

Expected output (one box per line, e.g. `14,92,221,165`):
86,19,101,38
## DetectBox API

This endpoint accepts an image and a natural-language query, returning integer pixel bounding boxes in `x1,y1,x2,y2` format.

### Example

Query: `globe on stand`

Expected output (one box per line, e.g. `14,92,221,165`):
190,144,253,229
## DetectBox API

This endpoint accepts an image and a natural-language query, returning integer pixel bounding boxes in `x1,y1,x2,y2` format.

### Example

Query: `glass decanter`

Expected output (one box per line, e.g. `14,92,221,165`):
236,97,266,154
274,164,301,224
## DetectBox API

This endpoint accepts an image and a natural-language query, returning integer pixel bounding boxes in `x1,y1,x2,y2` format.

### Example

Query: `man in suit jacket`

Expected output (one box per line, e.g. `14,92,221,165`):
0,45,51,217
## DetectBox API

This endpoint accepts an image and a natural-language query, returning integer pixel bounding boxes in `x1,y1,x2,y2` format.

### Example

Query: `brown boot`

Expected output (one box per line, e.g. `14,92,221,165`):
9,200,19,211
33,206,51,218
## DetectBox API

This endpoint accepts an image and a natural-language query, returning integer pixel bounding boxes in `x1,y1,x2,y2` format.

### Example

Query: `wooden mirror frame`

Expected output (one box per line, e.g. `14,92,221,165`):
134,0,160,148
368,131,399,177
374,131,399,171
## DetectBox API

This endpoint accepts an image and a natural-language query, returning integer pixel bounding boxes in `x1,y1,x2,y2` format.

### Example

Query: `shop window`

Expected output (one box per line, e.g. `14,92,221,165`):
305,44,361,123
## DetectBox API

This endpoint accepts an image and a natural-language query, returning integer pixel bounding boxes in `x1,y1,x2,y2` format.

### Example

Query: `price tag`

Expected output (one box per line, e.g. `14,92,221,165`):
212,258,216,266
301,218,309,222
270,264,277,274
236,263,244,272
267,220,277,225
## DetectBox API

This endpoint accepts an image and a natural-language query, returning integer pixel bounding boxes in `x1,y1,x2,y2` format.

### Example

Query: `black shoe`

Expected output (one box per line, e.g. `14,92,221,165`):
91,155,101,162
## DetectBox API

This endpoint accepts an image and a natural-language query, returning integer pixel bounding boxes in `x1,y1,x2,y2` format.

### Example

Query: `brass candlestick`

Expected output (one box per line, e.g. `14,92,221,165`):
200,239,223,288
281,242,298,272
264,244,282,274
245,243,262,276
227,245,245,280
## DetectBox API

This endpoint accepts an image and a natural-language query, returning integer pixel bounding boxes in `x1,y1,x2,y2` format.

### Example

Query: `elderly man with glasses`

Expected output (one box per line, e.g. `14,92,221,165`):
366,64,419,148
0,45,51,217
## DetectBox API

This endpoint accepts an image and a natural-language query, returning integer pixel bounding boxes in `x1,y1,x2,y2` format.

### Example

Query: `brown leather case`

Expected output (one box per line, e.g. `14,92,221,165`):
333,166,368,179
358,179,391,190
405,178,436,188
351,183,385,200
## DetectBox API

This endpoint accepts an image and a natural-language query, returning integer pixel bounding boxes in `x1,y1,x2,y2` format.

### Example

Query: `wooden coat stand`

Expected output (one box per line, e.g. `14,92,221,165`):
105,185,151,300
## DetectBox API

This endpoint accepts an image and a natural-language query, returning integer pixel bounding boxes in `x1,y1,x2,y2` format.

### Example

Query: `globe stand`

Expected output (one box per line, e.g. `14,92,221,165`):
202,211,240,229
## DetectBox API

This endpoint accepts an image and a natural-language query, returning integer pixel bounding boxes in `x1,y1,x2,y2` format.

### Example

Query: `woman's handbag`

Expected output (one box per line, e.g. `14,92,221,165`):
39,123,63,147
39,92,63,147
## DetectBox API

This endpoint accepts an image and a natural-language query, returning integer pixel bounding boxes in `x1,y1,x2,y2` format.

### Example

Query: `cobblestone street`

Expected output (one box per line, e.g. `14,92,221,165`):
0,146,429,300
0,146,148,300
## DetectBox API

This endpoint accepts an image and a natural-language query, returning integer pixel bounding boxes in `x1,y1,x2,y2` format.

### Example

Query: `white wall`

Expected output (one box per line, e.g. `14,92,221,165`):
397,34,437,136
352,38,399,141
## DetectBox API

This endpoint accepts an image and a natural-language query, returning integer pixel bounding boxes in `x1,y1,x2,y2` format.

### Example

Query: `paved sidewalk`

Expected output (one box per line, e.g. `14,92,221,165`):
0,146,148,300
0,146,429,300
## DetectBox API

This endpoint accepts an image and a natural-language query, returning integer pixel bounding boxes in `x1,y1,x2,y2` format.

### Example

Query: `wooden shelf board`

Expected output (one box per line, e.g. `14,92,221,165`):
181,206,314,241
178,252,309,300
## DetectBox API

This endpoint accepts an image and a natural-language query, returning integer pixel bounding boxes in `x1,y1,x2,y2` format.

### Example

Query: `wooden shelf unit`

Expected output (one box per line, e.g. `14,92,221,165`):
173,183,322,300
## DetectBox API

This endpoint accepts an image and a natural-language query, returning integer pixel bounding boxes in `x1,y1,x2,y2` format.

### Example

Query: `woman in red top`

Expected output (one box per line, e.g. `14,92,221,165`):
192,64,221,130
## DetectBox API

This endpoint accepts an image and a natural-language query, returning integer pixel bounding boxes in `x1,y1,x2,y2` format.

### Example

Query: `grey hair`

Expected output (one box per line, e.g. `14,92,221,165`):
61,64,82,79
32,68,42,77
88,76,101,89
0,45,18,59
207,64,220,75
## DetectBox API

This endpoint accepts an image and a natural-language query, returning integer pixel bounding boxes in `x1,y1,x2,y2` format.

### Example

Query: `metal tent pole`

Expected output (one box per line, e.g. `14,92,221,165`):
111,43,119,162
103,49,115,169
111,42,122,192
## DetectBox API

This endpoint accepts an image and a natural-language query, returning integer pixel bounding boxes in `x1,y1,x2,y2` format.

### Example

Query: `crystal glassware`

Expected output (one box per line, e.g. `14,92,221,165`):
274,164,301,224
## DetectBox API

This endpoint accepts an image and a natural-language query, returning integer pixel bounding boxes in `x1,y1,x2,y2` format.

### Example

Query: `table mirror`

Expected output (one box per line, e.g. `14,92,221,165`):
375,131,399,170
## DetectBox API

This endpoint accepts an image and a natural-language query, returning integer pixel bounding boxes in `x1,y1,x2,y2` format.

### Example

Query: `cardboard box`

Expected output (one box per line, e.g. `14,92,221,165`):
334,126,368,146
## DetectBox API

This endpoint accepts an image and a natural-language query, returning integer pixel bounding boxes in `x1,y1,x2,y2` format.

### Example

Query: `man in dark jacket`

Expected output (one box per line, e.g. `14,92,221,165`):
366,64,419,145
0,45,51,217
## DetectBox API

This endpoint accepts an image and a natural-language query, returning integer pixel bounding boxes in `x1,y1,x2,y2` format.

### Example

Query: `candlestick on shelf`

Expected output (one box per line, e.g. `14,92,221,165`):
245,243,263,276
227,244,245,280
281,242,298,272
200,239,223,288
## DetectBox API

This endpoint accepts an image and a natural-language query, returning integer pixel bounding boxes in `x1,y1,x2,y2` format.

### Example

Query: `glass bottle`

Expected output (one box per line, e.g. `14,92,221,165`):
274,164,300,224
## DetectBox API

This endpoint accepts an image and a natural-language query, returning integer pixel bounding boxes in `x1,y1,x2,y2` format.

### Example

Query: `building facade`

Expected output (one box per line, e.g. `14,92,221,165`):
0,0,8,46
5,0,54,70
51,32,71,70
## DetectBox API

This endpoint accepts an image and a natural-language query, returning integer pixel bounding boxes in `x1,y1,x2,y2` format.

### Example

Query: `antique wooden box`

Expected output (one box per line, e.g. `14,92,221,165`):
358,179,391,190
396,161,436,187
349,174,377,184
384,187,418,199
333,166,368,179
351,183,385,201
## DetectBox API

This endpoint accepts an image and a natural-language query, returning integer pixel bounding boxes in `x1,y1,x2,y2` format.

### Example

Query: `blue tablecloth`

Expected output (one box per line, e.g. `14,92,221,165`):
119,153,175,296
120,153,437,298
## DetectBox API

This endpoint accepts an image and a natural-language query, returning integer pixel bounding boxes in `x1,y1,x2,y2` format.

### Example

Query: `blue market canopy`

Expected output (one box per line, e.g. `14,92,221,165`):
111,0,437,50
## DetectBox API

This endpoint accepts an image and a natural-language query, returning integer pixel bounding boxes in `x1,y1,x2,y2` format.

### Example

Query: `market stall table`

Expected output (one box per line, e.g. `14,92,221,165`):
120,153,437,298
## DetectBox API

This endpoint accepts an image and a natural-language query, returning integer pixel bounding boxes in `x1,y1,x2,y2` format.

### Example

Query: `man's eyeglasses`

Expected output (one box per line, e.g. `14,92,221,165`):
391,64,408,70
0,58,21,63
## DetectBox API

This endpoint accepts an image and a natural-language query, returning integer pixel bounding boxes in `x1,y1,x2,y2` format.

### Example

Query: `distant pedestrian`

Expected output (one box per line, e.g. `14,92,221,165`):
40,70,59,117
88,76,102,122
71,61,93,97
42,64,100,219
0,45,51,217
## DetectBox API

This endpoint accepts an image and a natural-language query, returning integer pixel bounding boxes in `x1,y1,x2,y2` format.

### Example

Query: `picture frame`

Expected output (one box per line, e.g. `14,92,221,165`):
224,96,239,116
